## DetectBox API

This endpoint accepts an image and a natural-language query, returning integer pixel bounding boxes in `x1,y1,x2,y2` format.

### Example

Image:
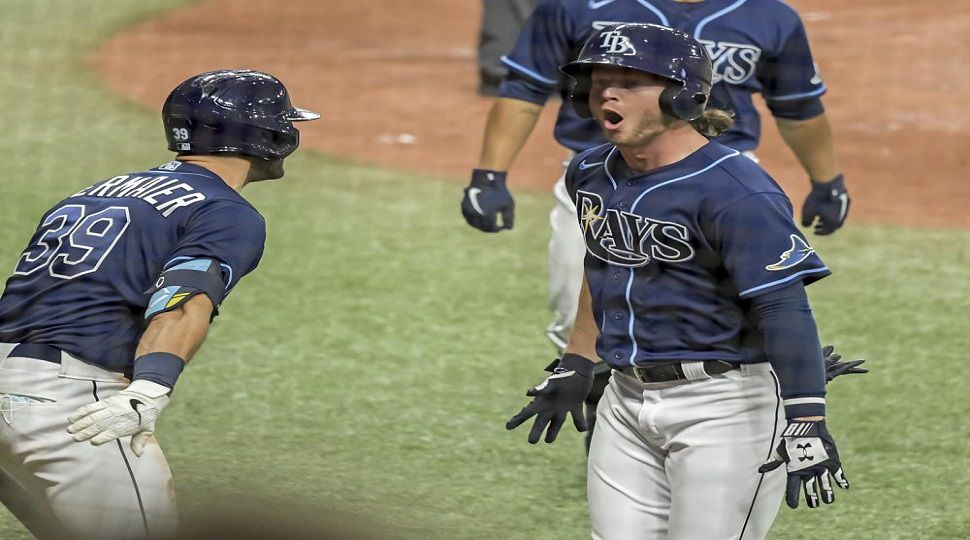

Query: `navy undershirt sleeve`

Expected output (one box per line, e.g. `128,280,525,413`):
749,282,827,419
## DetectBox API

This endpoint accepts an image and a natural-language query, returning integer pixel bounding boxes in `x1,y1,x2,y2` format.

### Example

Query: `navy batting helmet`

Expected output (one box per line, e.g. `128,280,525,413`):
162,70,320,161
560,23,713,122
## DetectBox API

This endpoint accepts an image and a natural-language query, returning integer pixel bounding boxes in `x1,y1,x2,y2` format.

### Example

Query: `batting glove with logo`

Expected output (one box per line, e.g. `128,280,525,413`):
461,169,515,232
506,353,596,444
801,174,849,236
67,379,171,457
759,420,849,508
823,344,867,383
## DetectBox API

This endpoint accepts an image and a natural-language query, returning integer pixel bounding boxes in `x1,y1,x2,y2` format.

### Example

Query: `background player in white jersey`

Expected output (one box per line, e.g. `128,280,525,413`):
460,0,853,449
506,24,850,539
0,70,319,539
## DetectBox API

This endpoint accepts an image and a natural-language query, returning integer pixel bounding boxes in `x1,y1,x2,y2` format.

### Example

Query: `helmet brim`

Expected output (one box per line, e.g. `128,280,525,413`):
284,107,321,122
560,57,631,81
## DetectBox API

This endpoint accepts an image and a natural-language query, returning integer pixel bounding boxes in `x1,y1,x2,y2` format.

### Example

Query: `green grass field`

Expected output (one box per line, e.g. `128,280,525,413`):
1,1,968,538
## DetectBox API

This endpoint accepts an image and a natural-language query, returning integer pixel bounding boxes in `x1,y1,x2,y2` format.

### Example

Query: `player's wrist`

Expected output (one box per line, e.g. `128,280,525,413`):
124,379,174,400
782,397,826,420
558,353,597,379
132,352,185,390
809,173,844,189
470,168,508,187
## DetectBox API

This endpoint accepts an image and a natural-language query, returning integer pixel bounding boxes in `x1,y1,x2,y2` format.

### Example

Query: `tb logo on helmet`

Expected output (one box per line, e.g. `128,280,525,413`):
598,30,637,56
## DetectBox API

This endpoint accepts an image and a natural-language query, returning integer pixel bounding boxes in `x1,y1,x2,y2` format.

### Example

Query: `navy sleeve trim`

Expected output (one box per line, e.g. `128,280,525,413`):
765,85,827,102
739,266,830,298
498,73,555,105
765,96,825,121
500,56,559,86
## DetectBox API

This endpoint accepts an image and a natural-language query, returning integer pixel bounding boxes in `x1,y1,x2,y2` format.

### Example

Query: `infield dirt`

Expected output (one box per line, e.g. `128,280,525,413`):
93,0,970,228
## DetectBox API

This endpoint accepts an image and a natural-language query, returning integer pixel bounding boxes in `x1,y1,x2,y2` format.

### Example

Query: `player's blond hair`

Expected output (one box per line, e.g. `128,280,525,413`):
689,108,735,137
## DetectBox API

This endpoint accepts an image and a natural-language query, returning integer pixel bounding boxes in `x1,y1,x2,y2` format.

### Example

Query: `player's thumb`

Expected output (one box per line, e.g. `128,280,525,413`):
758,447,785,473
800,205,815,227
500,207,515,230
130,430,153,458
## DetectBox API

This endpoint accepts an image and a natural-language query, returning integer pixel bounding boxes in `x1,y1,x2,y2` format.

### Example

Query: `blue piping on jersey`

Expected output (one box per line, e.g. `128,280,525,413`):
620,149,740,362
633,0,669,26
624,268,638,365
603,147,619,190
148,171,213,179
630,150,741,212
693,0,748,40
500,56,558,86
588,0,618,9
767,85,827,101
739,267,830,297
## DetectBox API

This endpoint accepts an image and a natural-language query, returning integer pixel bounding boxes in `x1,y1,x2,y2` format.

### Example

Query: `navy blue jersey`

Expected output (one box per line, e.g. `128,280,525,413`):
500,0,825,152
565,141,829,368
0,161,265,371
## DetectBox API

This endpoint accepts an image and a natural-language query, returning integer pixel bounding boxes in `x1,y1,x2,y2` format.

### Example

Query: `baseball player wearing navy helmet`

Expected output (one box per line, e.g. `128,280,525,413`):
0,70,318,539
506,24,851,539
461,0,853,453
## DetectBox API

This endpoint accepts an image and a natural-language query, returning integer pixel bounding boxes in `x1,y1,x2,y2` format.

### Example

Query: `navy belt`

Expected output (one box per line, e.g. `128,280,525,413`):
619,360,739,383
8,343,62,364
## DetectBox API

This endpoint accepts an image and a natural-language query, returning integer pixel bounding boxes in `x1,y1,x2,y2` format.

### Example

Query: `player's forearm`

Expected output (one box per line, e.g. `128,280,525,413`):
477,97,544,171
751,285,826,419
565,275,600,362
775,114,840,182
135,294,213,364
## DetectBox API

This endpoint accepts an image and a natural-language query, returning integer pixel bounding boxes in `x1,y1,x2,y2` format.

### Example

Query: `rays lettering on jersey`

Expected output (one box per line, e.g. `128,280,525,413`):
576,190,694,268
698,40,761,85
70,175,207,218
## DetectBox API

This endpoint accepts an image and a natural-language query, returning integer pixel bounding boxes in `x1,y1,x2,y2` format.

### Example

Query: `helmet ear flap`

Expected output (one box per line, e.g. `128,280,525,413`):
569,79,593,118
659,84,708,122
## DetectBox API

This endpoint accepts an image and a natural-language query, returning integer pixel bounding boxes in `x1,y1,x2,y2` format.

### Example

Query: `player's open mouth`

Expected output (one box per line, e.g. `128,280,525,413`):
602,110,624,130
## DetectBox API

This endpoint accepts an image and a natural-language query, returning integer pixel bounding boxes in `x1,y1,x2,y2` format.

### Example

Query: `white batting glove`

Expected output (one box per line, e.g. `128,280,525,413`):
67,379,171,457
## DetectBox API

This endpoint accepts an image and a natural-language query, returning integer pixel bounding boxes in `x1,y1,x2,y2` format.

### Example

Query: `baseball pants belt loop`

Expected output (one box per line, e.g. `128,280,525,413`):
8,343,62,364
620,360,740,383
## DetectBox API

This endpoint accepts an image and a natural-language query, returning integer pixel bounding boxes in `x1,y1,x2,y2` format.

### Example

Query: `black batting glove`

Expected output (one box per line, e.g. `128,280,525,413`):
801,174,850,236
461,169,515,232
823,344,868,383
759,420,850,509
506,353,596,444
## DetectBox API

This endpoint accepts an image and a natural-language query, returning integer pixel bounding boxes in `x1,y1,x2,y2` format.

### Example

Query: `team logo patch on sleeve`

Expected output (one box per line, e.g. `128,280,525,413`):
766,235,816,271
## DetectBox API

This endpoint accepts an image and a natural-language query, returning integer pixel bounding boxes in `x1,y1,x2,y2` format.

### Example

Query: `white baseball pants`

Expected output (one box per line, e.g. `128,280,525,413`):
0,343,177,539
587,363,785,540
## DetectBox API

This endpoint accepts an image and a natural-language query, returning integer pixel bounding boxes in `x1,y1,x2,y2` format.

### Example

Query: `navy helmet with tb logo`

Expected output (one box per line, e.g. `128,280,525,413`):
162,70,320,161
560,23,713,122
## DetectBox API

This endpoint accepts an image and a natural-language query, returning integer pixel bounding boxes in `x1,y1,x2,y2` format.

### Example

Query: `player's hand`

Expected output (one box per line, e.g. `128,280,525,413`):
506,353,596,444
461,169,515,232
759,420,849,508
67,379,171,457
822,344,867,383
801,174,849,235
